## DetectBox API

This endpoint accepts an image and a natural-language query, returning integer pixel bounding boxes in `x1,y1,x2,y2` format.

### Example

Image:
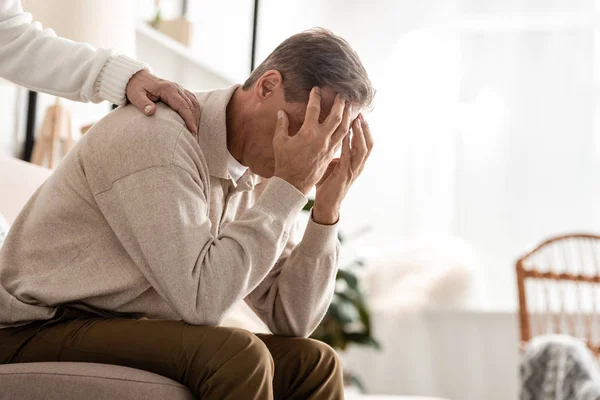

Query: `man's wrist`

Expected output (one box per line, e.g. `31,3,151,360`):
312,206,340,225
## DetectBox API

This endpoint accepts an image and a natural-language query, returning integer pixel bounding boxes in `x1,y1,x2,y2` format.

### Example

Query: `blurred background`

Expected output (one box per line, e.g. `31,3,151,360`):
4,0,600,399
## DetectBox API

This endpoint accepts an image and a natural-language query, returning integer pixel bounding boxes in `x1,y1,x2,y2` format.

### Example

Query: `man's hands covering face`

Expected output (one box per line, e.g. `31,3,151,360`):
273,87,373,225
312,112,373,224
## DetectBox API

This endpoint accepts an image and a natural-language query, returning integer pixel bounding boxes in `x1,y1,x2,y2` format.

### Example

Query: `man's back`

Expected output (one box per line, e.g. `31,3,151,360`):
0,101,205,328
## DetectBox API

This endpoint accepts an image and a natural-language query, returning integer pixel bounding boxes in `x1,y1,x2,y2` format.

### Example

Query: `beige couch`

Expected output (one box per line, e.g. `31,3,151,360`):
0,156,195,399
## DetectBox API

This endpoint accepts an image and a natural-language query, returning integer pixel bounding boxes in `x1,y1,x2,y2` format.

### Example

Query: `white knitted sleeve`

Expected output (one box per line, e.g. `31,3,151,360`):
0,0,148,104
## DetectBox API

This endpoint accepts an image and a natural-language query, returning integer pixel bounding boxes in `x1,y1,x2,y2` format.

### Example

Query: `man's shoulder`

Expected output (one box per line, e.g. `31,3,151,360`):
78,103,204,195
87,102,188,147
84,88,215,155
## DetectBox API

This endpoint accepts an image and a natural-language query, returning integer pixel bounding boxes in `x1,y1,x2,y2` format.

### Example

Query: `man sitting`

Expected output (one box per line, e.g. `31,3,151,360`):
0,28,374,399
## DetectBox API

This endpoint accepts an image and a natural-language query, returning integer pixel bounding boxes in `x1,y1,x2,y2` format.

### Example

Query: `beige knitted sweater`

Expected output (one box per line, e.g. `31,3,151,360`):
0,85,340,337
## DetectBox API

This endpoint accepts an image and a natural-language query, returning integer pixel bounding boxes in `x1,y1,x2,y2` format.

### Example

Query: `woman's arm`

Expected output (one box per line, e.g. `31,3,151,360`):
0,0,200,132
0,0,145,104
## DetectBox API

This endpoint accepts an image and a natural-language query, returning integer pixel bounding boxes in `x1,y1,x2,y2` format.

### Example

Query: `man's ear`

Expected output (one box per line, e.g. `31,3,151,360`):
255,70,283,100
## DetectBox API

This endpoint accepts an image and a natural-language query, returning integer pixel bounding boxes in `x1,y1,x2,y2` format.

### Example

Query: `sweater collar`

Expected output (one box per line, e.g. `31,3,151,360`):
195,85,261,188
196,84,238,180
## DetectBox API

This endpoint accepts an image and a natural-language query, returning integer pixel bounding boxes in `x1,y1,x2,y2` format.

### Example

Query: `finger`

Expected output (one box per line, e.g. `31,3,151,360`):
361,114,374,153
327,158,340,175
330,103,353,146
323,94,345,133
129,91,157,116
185,90,201,132
303,87,322,125
317,158,340,186
160,85,196,133
179,86,194,110
351,118,368,171
183,90,199,133
172,93,196,134
332,139,343,157
177,85,195,116
340,131,352,169
274,110,290,142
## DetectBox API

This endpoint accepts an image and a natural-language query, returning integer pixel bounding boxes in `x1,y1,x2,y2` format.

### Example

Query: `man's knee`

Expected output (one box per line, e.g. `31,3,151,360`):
185,326,274,375
294,338,342,375
228,328,274,370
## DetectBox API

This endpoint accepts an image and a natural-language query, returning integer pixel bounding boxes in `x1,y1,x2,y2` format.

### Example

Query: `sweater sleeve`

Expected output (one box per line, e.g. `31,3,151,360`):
93,161,309,327
244,214,341,337
0,0,147,104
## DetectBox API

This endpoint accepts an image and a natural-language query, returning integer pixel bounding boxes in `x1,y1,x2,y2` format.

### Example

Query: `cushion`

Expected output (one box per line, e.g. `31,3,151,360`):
0,156,51,225
0,362,195,400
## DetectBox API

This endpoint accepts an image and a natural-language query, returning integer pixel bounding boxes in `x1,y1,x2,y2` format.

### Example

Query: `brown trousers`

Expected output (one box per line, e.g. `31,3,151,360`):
0,306,344,399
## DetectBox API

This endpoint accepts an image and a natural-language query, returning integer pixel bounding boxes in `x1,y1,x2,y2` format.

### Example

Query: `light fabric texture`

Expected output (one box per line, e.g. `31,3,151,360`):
0,84,340,337
0,0,147,104
0,213,8,248
227,150,248,182
0,362,194,400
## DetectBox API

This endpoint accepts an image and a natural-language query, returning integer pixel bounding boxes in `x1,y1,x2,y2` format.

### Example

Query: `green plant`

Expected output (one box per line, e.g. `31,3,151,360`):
303,199,381,389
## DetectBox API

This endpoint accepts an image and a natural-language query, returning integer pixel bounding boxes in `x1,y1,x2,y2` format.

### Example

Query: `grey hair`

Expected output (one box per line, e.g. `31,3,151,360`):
242,28,375,110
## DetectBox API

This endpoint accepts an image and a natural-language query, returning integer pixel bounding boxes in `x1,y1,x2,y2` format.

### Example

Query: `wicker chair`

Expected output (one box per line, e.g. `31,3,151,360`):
516,234,600,355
